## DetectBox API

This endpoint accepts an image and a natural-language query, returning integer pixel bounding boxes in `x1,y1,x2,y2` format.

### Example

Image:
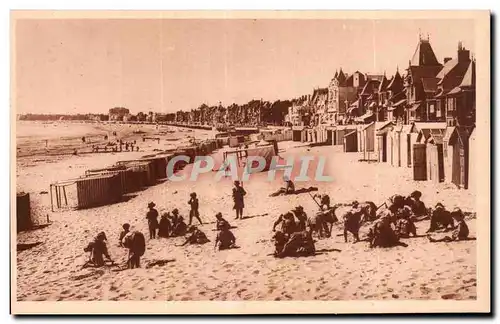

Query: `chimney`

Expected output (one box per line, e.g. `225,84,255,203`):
444,57,452,64
457,42,471,63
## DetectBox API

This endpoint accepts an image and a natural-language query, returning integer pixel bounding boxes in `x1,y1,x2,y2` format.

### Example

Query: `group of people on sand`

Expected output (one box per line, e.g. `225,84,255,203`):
333,190,471,249
91,139,140,153
82,187,243,270
267,188,472,258
82,177,472,268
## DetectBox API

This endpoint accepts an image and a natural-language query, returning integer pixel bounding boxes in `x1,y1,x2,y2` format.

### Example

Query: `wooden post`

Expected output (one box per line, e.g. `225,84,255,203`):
63,186,68,206
50,184,54,212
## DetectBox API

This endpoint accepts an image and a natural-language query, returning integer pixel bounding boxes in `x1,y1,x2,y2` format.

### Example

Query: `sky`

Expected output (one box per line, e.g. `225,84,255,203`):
14,18,475,114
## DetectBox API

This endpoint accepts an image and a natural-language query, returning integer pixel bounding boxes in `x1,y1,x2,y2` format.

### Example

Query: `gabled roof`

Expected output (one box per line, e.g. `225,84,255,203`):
378,74,389,92
337,68,347,85
410,39,441,67
360,79,381,96
436,58,459,80
413,122,447,133
459,60,475,88
387,70,404,92
417,128,446,144
445,126,473,145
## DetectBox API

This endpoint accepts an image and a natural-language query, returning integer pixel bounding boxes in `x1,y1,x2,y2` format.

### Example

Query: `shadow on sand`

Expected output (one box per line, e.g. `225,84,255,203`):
17,242,43,252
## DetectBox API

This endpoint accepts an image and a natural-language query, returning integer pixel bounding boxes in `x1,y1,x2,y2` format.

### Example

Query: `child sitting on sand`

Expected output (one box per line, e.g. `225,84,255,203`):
214,227,236,251
428,208,469,243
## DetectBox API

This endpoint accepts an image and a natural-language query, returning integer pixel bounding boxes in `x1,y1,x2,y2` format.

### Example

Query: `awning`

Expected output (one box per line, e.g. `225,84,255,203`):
443,126,456,143
408,102,422,112
345,130,357,137
388,99,407,111
447,87,462,95
375,121,395,136
347,107,358,115
355,111,374,122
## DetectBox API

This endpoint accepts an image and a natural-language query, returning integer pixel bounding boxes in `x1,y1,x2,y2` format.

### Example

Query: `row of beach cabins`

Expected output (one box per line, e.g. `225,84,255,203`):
16,139,225,233
17,125,293,232
291,122,476,191
17,122,474,232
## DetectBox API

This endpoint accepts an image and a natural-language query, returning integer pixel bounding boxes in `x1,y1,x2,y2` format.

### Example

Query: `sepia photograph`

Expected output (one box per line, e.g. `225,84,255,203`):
10,10,491,314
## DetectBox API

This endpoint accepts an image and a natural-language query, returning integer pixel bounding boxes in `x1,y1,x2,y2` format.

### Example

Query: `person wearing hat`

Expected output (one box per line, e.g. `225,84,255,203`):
273,212,297,236
178,225,210,246
426,203,454,233
428,208,469,243
188,192,203,226
171,215,188,237
369,216,407,248
84,231,113,267
146,202,159,239
292,206,308,231
215,212,231,231
232,180,247,220
313,193,331,211
118,223,131,247
408,190,427,217
122,230,146,269
394,206,417,238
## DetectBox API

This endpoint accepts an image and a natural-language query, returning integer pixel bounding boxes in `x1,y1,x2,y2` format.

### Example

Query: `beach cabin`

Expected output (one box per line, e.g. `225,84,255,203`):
85,165,143,193
334,126,346,146
375,121,395,163
400,124,414,168
468,128,476,191
16,192,32,232
443,126,472,189
141,156,168,179
326,126,335,145
223,142,277,172
343,130,358,152
116,159,157,186
417,128,446,183
360,122,376,161
51,174,123,211
389,124,404,167
407,122,446,170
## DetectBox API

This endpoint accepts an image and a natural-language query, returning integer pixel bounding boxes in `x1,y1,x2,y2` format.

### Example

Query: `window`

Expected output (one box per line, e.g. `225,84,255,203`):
430,104,435,114
436,106,442,118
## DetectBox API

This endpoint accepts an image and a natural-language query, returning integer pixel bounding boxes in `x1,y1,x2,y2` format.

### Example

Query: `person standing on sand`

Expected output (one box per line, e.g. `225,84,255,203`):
118,223,130,247
122,231,146,269
146,202,159,239
188,192,203,225
232,180,246,220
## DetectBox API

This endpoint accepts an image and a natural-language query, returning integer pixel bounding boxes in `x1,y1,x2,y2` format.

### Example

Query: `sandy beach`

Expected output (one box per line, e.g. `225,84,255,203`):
15,123,477,301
